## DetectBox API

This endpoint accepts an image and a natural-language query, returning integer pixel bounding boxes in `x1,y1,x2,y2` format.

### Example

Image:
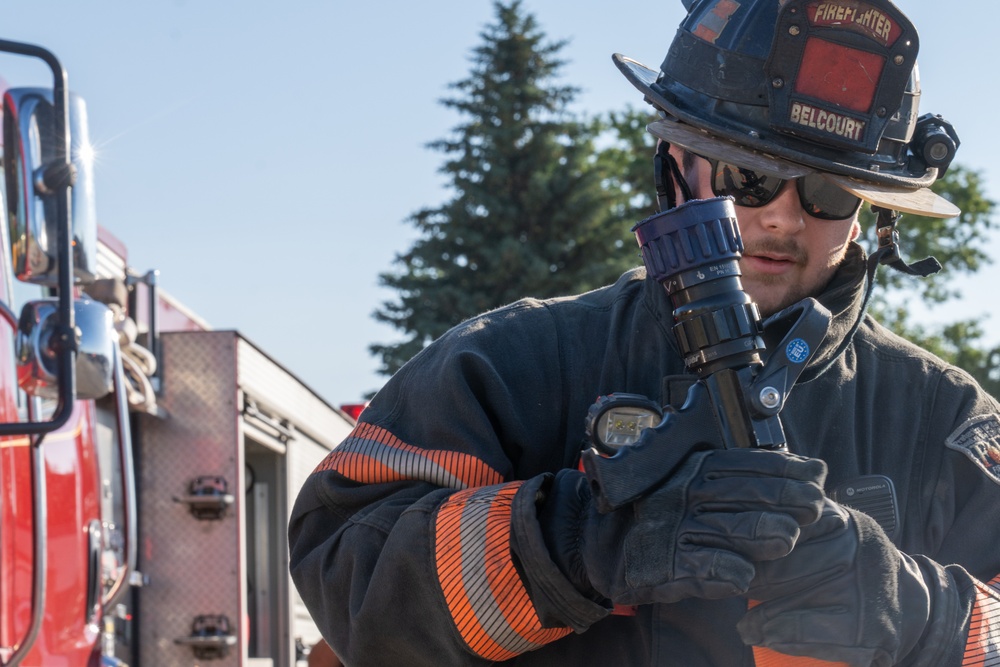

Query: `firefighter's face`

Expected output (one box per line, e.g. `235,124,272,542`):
679,148,861,317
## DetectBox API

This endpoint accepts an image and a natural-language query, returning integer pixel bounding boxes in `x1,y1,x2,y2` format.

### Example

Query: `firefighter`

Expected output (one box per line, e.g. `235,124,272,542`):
289,0,1000,664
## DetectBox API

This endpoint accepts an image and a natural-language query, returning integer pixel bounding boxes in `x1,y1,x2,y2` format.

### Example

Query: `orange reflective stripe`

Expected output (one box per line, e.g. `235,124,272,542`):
751,647,849,667
748,600,849,667
435,483,571,661
314,422,504,489
964,574,1000,665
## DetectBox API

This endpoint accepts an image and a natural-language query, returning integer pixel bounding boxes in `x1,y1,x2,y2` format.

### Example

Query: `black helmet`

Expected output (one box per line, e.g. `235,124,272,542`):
615,0,959,218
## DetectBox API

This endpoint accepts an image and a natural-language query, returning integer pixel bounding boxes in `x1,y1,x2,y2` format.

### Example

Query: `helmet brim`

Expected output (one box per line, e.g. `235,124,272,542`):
616,54,959,219
823,174,960,218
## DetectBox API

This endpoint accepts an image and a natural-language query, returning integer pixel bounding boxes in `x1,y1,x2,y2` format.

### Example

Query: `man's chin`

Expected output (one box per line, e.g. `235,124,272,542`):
742,276,806,317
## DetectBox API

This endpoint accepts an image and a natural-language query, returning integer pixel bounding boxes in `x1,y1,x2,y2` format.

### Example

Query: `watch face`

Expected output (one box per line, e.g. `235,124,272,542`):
245,464,255,492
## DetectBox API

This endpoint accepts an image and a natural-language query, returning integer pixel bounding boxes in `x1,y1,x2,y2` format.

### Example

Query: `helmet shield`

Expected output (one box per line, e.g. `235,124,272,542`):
616,0,959,218
765,0,917,155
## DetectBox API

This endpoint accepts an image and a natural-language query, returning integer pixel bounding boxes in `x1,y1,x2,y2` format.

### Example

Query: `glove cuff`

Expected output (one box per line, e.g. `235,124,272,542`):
898,555,962,667
510,473,611,632
536,469,609,604
848,508,934,666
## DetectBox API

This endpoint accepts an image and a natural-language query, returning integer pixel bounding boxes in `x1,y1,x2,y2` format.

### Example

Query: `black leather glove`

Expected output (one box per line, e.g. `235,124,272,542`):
539,448,827,606
738,499,935,667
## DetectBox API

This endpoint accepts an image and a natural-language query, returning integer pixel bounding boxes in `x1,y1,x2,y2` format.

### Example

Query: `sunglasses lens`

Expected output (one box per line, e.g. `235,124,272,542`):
706,157,862,220
709,161,784,207
797,175,862,219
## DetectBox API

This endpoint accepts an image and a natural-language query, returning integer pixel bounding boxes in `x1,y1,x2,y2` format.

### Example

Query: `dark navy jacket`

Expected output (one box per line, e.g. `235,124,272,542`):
290,244,1000,666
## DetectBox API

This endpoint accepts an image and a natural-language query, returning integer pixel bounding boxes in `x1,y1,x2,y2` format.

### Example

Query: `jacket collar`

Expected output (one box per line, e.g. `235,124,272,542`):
797,242,868,381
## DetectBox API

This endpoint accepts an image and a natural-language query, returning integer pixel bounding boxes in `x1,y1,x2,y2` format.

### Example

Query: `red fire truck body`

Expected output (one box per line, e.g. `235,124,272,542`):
0,40,353,666
1,404,102,666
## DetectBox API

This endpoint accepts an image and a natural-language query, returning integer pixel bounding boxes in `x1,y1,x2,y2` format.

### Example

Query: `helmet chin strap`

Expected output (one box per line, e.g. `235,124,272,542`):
653,141,692,212
809,207,942,378
870,206,942,277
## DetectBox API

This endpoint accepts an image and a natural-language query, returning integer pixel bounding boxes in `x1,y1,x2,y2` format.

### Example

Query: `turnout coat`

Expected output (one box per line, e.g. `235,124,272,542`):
290,244,1000,666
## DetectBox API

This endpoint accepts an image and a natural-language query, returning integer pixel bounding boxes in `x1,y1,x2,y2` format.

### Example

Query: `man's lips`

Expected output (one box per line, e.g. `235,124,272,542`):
743,253,798,275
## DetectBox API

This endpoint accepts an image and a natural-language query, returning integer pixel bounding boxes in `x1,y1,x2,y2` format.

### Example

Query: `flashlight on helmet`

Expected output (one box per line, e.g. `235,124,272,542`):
912,113,960,173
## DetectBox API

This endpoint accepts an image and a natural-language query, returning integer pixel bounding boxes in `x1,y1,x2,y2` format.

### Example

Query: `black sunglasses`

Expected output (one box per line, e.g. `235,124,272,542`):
703,156,862,220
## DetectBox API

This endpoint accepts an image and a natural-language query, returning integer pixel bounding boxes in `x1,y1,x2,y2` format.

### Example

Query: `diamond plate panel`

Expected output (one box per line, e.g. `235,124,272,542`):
137,331,243,667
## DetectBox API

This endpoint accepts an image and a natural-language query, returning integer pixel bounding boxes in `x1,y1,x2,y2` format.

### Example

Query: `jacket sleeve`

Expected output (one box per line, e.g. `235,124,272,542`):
906,560,1000,666
288,301,607,666
962,575,1000,663
905,370,1000,667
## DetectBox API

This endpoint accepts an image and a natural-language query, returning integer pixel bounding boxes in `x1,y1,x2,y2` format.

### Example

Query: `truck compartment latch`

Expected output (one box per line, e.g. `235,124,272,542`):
172,476,235,520
174,614,237,660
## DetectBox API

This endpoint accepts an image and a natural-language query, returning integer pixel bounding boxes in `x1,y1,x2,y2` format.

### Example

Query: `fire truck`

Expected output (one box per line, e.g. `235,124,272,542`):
0,39,355,665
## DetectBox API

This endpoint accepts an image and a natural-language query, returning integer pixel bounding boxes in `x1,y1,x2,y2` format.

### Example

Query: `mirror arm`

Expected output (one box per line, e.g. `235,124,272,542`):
0,302,16,329
0,39,76,438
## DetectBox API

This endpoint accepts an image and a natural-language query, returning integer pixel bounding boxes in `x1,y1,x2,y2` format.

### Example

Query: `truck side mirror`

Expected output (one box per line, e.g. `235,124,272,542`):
17,298,114,400
3,87,97,286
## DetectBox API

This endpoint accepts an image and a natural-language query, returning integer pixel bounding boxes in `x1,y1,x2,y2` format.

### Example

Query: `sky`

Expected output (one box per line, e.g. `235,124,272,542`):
2,0,998,406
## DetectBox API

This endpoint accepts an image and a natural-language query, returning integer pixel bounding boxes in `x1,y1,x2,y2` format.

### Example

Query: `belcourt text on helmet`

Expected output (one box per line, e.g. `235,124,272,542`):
789,102,865,141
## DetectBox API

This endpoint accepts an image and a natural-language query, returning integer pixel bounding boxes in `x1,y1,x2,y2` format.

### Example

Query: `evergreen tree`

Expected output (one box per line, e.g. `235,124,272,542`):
588,108,659,233
371,0,633,376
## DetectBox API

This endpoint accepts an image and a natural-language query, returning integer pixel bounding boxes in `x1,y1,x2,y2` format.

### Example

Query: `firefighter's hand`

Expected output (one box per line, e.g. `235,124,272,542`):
538,448,827,606
738,499,935,666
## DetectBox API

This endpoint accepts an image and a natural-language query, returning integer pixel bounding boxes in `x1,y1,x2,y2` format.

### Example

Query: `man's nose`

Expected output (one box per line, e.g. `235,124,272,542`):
743,181,806,234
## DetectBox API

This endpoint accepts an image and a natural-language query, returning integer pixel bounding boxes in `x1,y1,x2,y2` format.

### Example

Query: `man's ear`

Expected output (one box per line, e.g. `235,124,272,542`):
850,219,862,241
666,142,687,169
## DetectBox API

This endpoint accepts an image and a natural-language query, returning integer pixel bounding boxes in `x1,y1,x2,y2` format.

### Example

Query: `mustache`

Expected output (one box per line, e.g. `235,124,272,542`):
742,237,807,264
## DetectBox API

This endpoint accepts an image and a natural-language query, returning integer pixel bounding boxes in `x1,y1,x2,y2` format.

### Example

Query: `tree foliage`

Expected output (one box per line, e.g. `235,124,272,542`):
371,0,635,376
860,166,999,396
859,166,995,305
588,108,658,228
